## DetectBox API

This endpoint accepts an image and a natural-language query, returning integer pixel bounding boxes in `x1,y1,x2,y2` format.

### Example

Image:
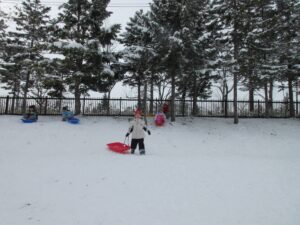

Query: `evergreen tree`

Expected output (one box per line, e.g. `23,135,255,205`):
121,10,155,112
238,0,263,111
239,0,279,116
179,0,216,116
0,2,8,77
1,37,23,113
30,60,52,111
99,24,123,100
101,92,109,113
146,0,220,119
40,59,73,113
42,59,68,99
275,0,300,116
209,0,254,123
207,1,235,116
7,0,51,113
53,0,120,115
149,0,186,121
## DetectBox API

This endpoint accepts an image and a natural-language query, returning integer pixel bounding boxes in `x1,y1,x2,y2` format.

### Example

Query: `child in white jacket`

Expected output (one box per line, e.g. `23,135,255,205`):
126,109,151,155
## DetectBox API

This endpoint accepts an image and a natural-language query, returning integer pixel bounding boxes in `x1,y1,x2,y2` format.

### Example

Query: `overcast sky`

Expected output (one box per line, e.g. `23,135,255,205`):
0,0,152,31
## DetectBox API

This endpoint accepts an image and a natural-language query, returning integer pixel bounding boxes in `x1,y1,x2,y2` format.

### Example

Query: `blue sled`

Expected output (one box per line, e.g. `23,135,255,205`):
68,117,80,124
22,118,37,123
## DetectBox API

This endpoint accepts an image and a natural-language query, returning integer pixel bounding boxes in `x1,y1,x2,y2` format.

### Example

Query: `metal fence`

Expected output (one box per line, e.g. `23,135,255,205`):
0,95,299,118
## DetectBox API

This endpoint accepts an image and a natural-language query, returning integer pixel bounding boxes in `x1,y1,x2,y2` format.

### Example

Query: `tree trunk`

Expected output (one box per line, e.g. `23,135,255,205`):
222,79,229,117
288,76,295,117
233,72,238,124
11,80,19,114
264,81,269,117
221,79,226,113
74,78,81,115
21,70,31,114
170,72,176,122
192,94,198,116
137,77,141,109
58,74,64,112
107,91,111,115
224,91,228,118
249,82,254,113
11,92,15,114
191,74,198,116
296,78,299,115
149,78,154,114
143,81,147,115
233,0,239,124
143,81,148,125
269,79,273,114
181,90,186,117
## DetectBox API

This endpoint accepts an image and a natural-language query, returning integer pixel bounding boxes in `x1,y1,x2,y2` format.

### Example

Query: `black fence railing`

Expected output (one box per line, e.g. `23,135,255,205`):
0,96,299,118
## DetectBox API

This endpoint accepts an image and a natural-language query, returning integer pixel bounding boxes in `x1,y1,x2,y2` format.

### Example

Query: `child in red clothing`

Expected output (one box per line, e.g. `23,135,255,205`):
162,102,169,119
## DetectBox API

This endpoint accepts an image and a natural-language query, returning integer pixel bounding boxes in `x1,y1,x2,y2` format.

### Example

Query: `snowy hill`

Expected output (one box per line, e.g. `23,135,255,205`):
0,116,299,225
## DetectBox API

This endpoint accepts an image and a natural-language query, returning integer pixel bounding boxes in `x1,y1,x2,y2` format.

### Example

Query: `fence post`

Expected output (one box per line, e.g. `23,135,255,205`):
119,98,122,116
182,99,185,117
224,99,228,118
44,97,48,115
258,100,260,117
82,97,85,115
5,95,9,114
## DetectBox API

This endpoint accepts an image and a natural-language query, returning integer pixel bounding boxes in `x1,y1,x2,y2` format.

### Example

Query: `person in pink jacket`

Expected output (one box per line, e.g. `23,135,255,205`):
126,108,151,155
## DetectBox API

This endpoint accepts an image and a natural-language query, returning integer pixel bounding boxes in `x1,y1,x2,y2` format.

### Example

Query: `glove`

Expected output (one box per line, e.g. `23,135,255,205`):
147,130,151,135
126,133,129,137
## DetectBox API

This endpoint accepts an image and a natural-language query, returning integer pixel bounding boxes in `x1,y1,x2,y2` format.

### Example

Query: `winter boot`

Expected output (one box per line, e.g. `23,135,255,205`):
140,149,145,155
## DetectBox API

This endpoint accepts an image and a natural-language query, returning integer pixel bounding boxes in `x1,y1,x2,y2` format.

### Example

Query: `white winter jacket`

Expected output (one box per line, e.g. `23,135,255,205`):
128,118,147,139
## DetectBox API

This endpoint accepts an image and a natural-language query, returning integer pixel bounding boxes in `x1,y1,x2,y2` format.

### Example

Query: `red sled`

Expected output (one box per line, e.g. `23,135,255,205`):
155,113,166,126
107,142,130,154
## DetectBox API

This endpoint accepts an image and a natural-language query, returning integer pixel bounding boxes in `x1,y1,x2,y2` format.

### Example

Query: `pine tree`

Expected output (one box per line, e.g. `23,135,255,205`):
209,0,253,123
53,0,120,114
99,24,122,101
1,35,23,113
149,0,186,121
179,0,216,116
207,0,235,116
91,2,122,99
121,10,155,112
275,0,300,117
7,0,51,113
101,92,109,112
239,0,279,116
42,59,67,99
247,0,279,116
0,2,8,76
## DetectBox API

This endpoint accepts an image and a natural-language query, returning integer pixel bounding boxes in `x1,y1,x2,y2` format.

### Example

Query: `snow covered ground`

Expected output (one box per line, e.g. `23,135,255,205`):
0,116,299,225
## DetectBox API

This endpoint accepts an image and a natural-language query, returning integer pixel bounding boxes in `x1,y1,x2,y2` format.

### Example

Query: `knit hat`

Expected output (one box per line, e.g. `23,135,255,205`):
29,105,36,110
135,108,142,117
